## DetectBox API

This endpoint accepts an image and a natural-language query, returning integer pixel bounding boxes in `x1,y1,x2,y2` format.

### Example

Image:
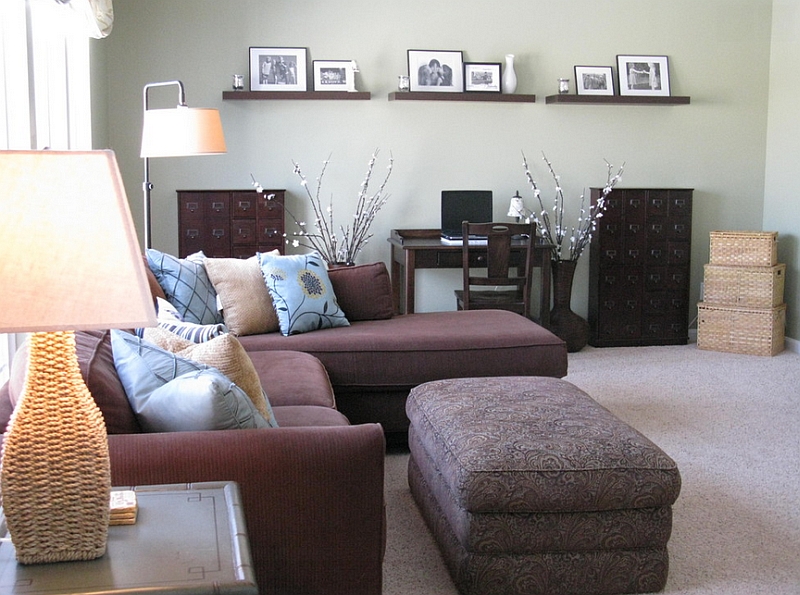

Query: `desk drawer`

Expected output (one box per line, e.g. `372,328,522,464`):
433,251,524,268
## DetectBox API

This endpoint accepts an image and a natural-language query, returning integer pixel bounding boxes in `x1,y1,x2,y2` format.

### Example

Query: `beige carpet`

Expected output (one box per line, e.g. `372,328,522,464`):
383,342,800,594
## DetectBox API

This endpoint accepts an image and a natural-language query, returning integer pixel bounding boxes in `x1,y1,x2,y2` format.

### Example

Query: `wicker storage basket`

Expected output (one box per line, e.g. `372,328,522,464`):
703,263,785,308
709,231,778,267
697,302,785,356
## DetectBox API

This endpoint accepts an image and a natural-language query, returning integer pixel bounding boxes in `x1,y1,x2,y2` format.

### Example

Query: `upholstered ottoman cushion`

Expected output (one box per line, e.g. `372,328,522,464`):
406,377,681,595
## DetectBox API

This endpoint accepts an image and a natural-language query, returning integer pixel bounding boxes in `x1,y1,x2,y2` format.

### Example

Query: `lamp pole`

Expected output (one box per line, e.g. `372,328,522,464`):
141,80,186,250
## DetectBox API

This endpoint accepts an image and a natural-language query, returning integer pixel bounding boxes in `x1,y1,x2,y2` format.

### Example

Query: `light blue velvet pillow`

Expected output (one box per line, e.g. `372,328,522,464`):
133,369,271,432
110,330,276,431
258,251,350,336
146,249,223,326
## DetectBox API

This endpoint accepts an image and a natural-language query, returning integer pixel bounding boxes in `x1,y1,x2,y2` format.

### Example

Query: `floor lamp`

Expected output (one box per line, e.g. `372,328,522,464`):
141,80,227,249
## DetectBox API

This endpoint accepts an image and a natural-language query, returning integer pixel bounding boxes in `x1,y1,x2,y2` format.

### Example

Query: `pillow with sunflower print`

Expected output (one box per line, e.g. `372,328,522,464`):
257,251,350,336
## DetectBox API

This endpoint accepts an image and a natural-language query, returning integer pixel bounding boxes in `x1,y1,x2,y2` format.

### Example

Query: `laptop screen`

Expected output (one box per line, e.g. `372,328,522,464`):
440,190,493,239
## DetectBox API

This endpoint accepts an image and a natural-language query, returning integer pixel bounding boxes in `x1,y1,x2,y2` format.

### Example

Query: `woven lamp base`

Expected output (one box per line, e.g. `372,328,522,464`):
0,331,111,564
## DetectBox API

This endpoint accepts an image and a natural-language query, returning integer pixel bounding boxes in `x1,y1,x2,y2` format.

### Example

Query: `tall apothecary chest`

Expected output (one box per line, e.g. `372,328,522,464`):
588,187,694,347
177,189,285,258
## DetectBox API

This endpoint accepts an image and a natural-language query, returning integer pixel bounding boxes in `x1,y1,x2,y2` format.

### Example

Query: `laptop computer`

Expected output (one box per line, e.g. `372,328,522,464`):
440,190,493,242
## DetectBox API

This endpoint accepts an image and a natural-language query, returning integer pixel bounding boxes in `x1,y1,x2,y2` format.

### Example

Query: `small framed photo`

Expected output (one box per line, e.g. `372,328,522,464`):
313,60,355,92
616,55,670,96
574,66,615,96
249,47,307,92
408,50,464,93
464,62,502,93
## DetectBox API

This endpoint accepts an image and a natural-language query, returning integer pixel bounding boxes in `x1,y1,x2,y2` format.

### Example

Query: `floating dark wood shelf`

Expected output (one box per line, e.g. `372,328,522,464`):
388,92,536,103
545,94,690,105
222,91,371,100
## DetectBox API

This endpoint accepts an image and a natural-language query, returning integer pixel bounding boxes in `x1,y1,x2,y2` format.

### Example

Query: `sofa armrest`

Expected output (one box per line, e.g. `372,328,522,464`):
108,424,385,595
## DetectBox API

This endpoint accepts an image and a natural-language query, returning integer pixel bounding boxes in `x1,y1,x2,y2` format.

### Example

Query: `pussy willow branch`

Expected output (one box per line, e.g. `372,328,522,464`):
521,151,624,261
287,150,393,265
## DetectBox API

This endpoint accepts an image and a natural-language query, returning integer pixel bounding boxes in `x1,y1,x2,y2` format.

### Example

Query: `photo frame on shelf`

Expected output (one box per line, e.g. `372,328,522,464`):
407,50,464,93
313,60,355,92
574,66,615,96
616,55,670,96
249,47,307,92
464,62,502,93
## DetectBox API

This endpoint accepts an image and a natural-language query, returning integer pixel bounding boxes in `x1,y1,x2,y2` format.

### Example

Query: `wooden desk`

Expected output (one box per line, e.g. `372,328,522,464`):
388,229,553,327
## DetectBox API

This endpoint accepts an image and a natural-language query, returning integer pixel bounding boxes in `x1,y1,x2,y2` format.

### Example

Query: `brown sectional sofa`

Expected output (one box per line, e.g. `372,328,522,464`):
0,259,568,594
0,331,386,595
240,262,569,439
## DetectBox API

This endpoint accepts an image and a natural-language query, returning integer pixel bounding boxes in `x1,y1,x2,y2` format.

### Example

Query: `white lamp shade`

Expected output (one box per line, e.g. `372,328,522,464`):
140,106,227,158
508,196,525,217
0,150,157,332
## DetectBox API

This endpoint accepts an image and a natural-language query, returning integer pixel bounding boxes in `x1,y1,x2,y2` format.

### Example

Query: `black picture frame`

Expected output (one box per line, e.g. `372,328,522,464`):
574,65,615,96
312,60,354,92
616,55,670,96
407,49,464,92
464,62,502,93
249,47,308,92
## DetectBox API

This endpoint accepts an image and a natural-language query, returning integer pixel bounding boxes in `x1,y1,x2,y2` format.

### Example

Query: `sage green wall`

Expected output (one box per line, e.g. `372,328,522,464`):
101,0,794,338
764,0,799,341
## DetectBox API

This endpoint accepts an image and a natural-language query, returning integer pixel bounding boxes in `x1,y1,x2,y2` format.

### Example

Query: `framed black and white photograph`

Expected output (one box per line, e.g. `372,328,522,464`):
464,62,501,93
249,47,307,91
407,50,464,93
574,66,615,96
616,55,670,96
313,60,354,92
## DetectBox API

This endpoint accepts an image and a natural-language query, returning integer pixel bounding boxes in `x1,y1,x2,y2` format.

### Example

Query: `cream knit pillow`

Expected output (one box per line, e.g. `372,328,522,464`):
204,254,279,336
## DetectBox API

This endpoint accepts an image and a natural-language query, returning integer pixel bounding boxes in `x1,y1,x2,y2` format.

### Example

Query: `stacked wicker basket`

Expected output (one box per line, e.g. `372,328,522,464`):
697,231,785,356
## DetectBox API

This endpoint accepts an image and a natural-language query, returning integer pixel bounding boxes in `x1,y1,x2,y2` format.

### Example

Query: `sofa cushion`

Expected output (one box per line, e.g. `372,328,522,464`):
272,405,351,427
247,350,336,409
258,251,349,336
327,262,394,321
134,368,272,432
238,309,568,389
8,330,142,434
204,254,280,336
146,249,222,325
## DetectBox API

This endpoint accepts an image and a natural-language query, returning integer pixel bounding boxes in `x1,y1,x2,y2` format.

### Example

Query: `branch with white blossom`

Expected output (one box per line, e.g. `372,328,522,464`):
521,152,625,262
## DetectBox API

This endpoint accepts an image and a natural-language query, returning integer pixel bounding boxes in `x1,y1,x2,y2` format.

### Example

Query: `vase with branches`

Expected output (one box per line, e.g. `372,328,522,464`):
253,149,393,266
517,152,625,352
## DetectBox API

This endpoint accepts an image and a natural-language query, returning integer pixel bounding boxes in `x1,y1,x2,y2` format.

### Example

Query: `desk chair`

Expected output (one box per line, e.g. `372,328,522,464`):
454,220,536,317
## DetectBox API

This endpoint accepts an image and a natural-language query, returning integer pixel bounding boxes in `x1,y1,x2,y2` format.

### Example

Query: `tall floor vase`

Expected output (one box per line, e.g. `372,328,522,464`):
549,259,589,353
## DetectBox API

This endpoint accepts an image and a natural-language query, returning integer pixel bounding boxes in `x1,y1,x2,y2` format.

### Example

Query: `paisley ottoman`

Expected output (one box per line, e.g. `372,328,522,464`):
406,377,681,595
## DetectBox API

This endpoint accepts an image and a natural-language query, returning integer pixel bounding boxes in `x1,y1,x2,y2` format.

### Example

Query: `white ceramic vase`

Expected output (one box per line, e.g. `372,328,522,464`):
503,54,517,94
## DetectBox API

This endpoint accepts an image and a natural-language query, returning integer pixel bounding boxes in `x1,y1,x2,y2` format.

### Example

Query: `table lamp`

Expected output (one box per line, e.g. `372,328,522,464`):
507,190,526,222
141,80,227,249
0,150,157,564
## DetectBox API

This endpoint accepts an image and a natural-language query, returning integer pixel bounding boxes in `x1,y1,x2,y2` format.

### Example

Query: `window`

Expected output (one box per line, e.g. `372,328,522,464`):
0,0,92,383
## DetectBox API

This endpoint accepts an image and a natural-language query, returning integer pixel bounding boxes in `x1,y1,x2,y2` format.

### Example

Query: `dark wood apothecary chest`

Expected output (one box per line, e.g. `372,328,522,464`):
588,187,693,347
177,189,285,258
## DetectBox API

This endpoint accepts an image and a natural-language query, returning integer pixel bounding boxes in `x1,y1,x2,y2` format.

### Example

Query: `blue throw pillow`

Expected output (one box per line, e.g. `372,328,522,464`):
132,369,272,432
258,251,349,336
146,249,222,326
110,330,276,431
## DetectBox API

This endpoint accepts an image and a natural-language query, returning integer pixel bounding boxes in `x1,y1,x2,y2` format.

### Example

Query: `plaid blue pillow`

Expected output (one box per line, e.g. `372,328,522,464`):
146,249,223,326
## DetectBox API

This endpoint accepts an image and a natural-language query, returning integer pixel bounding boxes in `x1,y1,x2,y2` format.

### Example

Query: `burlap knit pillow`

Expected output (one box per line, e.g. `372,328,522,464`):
204,255,279,336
